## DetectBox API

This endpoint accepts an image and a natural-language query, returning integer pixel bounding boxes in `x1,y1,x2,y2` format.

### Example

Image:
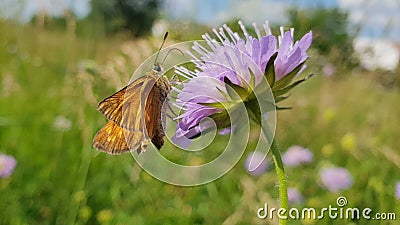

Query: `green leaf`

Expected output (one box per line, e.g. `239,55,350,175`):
209,110,232,128
223,77,250,101
274,94,290,103
273,73,314,97
276,105,292,110
248,68,256,91
258,98,278,109
272,59,307,91
216,86,232,101
199,101,237,109
245,98,262,126
264,52,277,87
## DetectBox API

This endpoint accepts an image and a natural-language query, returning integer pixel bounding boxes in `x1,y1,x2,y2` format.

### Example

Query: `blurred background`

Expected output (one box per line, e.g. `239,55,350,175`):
0,0,399,224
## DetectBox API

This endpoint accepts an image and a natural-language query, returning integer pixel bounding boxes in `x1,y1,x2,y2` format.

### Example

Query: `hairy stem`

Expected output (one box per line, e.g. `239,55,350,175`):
262,125,288,225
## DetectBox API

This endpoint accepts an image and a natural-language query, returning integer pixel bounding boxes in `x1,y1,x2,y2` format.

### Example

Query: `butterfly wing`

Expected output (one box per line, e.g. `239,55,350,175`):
92,120,148,154
145,76,171,149
96,85,127,127
95,74,170,153
97,75,157,131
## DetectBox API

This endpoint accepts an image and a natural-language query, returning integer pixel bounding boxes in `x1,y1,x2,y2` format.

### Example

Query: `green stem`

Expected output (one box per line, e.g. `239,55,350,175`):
262,125,288,225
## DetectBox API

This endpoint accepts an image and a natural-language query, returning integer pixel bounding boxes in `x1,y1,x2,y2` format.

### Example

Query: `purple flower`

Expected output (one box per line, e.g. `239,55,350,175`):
0,153,17,178
282,145,313,167
288,187,303,204
218,126,232,135
320,167,353,192
173,21,312,142
322,64,335,77
244,151,269,176
275,27,312,81
395,181,400,200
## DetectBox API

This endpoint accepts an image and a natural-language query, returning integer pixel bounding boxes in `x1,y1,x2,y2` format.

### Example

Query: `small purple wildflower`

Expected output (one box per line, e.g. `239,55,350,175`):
173,21,312,142
322,64,335,77
395,181,400,200
288,187,303,204
0,153,17,178
244,151,269,176
282,145,313,167
218,126,232,135
320,167,353,192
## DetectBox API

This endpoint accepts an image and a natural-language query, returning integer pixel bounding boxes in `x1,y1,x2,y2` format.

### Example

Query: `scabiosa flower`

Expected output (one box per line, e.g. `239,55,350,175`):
0,153,17,178
288,187,303,204
244,151,270,176
282,145,313,167
173,21,312,141
395,181,400,200
320,167,353,192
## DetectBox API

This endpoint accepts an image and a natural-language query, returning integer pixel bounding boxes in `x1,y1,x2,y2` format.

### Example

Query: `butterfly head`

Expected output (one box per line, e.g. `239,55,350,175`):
153,63,162,73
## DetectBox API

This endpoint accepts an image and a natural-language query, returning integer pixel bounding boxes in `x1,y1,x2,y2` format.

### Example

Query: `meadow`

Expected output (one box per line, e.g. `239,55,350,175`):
0,20,399,225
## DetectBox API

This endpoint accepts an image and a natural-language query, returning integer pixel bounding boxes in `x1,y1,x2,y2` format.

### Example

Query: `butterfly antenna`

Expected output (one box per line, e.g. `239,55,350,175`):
162,48,185,82
161,47,185,65
154,32,169,65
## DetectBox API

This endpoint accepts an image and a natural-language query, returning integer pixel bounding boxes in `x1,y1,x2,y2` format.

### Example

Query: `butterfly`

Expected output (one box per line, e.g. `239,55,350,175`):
93,33,172,154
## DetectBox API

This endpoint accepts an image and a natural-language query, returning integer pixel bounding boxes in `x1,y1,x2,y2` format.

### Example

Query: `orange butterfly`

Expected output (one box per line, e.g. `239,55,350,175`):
93,33,172,154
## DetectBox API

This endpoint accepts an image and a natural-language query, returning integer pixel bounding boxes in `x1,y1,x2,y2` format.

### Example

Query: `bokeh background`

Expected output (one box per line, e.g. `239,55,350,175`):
0,0,399,224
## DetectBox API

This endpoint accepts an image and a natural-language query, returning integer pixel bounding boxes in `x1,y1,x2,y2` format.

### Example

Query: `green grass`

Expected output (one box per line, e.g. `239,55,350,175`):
0,20,399,225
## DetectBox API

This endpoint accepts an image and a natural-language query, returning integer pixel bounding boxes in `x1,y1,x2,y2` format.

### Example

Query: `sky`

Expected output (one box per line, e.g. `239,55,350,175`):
0,0,399,41
163,0,400,41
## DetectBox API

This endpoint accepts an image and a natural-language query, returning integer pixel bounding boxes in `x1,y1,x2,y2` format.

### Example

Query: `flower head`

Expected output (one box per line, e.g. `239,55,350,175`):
320,167,353,192
173,21,312,141
288,187,303,204
395,181,400,200
96,209,113,224
79,206,92,222
0,153,17,178
340,133,356,151
282,145,313,167
244,151,269,176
